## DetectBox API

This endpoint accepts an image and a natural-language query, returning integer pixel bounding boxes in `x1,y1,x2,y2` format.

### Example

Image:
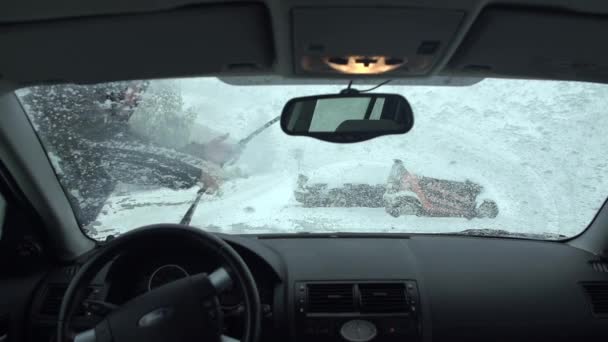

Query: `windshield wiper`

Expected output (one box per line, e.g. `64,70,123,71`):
179,187,206,225
444,228,567,240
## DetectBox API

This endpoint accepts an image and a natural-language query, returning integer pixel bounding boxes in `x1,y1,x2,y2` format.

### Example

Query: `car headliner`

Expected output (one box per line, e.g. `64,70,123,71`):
1,0,608,86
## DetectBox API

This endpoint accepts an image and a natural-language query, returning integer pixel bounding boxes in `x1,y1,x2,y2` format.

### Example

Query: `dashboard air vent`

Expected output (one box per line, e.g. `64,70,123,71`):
359,283,408,313
590,259,608,273
582,282,608,316
63,265,79,277
40,285,93,316
307,283,355,313
40,285,67,316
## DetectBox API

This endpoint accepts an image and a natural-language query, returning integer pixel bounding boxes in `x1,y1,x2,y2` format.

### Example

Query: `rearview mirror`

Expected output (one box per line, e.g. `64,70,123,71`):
281,93,414,143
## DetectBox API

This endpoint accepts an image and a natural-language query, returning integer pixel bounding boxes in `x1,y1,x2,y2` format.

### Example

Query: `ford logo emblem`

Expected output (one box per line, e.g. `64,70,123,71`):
138,307,174,327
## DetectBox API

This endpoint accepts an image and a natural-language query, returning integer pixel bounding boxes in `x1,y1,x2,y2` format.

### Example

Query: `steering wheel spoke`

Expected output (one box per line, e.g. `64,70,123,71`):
73,327,96,342
221,334,241,342
207,267,233,294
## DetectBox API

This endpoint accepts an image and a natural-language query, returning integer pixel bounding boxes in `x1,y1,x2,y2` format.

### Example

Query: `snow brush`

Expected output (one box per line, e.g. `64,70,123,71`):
179,115,281,225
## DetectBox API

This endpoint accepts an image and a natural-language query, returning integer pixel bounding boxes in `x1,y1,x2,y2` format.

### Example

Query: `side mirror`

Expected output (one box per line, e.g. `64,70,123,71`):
281,93,414,143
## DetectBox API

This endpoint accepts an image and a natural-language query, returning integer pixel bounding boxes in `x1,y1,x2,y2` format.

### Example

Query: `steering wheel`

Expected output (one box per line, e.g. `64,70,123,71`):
57,224,261,342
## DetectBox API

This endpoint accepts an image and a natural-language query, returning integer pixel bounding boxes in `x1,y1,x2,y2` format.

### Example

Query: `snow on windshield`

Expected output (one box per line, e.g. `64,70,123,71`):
16,78,608,240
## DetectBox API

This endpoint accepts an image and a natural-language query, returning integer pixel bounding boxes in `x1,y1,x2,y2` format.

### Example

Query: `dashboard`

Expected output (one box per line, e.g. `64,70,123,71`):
27,233,608,342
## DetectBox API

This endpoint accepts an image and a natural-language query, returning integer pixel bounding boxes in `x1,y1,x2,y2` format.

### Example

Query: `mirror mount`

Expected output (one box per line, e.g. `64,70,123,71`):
339,80,360,95
338,80,392,95
339,88,360,95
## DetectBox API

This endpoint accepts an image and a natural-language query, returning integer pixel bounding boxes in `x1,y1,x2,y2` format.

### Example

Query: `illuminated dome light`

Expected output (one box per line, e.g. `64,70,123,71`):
324,56,405,74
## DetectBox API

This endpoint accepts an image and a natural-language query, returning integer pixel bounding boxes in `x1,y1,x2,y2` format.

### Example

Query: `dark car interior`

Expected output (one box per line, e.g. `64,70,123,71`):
1,0,608,341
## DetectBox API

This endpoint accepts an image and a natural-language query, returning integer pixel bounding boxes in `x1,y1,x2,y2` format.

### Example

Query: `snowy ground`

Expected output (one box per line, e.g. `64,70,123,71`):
91,78,608,240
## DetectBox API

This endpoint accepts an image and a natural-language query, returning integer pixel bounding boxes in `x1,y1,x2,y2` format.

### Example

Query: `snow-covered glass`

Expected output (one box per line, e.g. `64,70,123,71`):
15,78,608,240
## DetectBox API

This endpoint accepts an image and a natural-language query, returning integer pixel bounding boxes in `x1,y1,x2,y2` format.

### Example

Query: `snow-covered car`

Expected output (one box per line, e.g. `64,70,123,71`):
19,82,226,226
383,159,498,219
295,159,498,219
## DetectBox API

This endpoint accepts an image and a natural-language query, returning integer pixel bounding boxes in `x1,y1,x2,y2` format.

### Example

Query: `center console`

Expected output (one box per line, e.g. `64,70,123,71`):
295,281,421,342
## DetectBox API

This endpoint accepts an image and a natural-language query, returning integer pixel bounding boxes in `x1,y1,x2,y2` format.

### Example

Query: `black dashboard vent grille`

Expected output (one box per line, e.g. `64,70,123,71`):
63,265,79,277
307,283,355,313
40,285,68,316
582,282,608,316
590,259,608,273
40,285,93,316
359,283,408,313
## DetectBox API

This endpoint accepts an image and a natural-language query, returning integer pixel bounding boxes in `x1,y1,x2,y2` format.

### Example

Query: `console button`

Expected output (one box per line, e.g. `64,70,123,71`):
340,320,377,342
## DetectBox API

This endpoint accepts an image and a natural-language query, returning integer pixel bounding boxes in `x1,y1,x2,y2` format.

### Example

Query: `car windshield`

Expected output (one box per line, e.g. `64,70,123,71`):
16,77,608,241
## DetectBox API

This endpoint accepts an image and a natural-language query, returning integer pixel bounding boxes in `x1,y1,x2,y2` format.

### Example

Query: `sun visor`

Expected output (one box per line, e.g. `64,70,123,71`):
448,7,608,83
0,4,274,84
292,8,464,77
